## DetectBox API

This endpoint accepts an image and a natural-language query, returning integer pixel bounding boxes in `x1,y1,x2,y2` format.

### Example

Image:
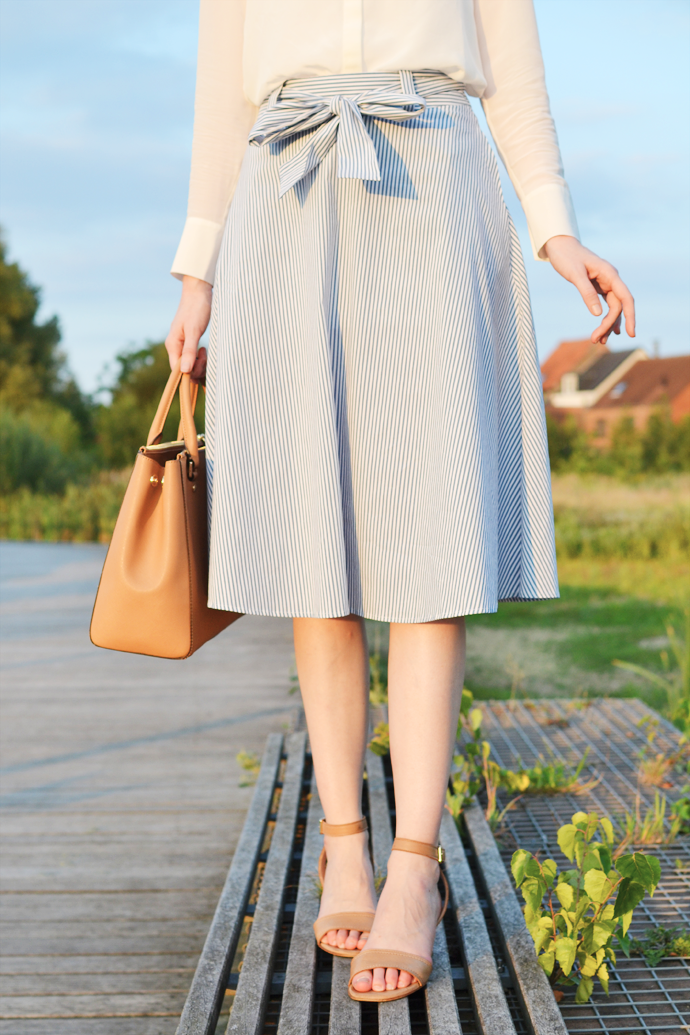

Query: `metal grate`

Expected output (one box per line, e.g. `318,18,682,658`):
477,700,690,1035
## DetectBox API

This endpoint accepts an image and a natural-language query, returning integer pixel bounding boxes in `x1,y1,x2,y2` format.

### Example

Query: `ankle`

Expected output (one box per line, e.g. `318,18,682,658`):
387,849,440,883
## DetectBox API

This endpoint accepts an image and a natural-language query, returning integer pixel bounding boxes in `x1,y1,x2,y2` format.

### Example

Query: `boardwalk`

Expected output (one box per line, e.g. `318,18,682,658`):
0,541,295,1035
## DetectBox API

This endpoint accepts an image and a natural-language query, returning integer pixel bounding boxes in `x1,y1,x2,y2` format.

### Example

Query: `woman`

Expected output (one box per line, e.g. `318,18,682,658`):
166,0,635,1003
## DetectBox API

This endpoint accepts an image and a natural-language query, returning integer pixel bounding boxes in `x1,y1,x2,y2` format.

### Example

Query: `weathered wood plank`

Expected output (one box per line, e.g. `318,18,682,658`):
425,922,461,1035
175,732,283,1035
227,732,307,1035
463,801,567,1035
364,750,412,1035
328,957,360,1035
440,808,514,1035
276,767,322,1035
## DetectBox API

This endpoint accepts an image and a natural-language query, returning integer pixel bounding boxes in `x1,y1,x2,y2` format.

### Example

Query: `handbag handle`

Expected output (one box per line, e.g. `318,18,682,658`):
146,361,200,466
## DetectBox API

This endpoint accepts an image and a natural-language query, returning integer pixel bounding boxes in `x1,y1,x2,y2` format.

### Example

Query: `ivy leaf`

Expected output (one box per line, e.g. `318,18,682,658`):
600,817,614,844
584,869,616,904
575,975,594,1004
557,824,578,861
583,849,604,873
555,882,574,910
469,707,483,732
613,877,646,918
571,811,589,828
511,849,531,887
538,950,555,977
597,962,609,995
521,877,546,913
525,857,543,878
617,853,661,894
618,909,633,937
598,846,612,875
542,859,558,888
583,919,616,953
532,925,552,953
460,688,473,717
585,813,600,840
579,953,599,977
555,937,577,976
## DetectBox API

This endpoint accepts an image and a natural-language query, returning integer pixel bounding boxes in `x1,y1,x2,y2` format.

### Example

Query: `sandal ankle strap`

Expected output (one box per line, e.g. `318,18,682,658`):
392,837,445,863
319,817,368,836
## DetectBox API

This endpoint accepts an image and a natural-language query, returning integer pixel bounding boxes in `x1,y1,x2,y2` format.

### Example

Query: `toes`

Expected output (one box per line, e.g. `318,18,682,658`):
372,966,387,992
325,929,339,948
344,929,360,950
385,967,399,991
398,969,413,989
357,931,369,950
352,969,373,992
335,927,349,948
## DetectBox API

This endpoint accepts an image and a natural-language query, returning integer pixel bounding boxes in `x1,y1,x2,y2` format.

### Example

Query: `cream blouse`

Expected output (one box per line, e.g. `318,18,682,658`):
172,0,579,284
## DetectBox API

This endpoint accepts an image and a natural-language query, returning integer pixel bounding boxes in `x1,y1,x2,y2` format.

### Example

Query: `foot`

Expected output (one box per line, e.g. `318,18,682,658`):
351,849,441,992
317,830,377,952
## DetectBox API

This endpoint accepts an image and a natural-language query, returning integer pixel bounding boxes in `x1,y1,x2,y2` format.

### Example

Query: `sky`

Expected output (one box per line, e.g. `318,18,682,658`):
0,0,688,394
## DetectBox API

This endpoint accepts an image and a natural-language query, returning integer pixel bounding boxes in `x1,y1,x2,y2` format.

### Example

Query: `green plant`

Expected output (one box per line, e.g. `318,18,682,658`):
236,750,261,787
621,924,690,967
613,609,690,732
512,811,661,1003
369,630,388,706
617,790,689,848
501,748,600,797
368,721,390,757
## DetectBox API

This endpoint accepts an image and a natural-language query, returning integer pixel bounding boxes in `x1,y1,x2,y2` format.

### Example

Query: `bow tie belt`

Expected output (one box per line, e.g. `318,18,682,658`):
249,71,429,197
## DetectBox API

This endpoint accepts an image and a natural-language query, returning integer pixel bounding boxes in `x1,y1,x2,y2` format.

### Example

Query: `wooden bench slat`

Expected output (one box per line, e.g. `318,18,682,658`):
365,750,413,1035
463,801,567,1035
440,808,514,1035
425,921,462,1035
228,732,308,1035
328,956,361,1034
276,768,322,1035
175,732,284,1035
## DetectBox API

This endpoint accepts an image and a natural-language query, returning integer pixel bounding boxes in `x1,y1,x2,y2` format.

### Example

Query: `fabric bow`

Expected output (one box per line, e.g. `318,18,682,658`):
249,87,425,197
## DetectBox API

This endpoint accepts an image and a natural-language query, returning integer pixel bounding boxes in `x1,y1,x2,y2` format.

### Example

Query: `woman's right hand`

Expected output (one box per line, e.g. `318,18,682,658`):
165,275,212,381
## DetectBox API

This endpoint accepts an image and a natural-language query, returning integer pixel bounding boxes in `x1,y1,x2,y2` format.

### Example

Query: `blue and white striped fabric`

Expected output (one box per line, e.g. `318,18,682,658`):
206,70,559,622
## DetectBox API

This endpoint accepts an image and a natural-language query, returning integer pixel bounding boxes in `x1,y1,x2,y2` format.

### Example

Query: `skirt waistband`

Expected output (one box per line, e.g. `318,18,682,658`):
277,70,468,106
249,70,468,199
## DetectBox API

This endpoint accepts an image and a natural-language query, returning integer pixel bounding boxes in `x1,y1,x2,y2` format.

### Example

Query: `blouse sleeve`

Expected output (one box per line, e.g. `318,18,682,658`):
474,0,579,260
171,0,258,284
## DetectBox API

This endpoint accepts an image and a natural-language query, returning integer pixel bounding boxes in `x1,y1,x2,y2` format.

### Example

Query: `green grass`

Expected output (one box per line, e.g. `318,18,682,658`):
464,586,683,706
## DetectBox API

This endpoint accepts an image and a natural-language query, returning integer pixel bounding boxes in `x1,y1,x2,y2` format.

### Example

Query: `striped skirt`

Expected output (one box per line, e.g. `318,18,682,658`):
206,71,559,622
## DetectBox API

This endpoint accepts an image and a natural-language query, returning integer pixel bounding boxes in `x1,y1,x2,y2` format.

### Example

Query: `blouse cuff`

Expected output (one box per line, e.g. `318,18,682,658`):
170,216,225,285
521,183,580,262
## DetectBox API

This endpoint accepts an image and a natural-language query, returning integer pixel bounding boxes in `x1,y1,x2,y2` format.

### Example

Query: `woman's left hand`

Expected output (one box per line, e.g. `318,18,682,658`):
543,235,635,345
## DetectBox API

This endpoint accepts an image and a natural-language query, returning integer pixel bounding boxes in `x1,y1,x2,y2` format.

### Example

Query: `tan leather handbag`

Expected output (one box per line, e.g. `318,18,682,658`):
90,362,240,658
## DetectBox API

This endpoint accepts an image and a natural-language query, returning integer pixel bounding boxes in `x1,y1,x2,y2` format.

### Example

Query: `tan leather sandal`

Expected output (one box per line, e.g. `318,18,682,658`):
312,817,376,959
347,837,449,1002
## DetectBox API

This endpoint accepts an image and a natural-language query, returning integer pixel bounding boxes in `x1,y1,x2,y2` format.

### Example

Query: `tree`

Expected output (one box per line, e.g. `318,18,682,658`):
0,234,93,440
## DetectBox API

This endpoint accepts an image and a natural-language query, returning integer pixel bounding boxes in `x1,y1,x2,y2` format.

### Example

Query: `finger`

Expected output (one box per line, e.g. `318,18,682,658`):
164,324,184,370
180,334,200,374
572,274,603,317
191,346,207,385
614,278,636,337
592,294,622,344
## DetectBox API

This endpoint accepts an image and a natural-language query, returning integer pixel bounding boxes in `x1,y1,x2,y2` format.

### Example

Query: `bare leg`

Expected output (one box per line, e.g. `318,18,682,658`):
293,615,376,952
352,616,465,993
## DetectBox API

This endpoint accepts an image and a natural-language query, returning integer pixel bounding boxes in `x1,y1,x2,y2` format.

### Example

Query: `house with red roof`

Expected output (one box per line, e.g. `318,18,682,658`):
541,340,690,446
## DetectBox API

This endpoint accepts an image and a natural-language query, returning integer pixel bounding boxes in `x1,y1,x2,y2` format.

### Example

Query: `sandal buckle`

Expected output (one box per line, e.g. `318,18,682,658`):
437,845,445,864
319,817,325,834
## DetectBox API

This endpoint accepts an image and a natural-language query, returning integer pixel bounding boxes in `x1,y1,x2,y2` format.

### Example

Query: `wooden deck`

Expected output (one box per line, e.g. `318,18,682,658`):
0,541,296,1035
